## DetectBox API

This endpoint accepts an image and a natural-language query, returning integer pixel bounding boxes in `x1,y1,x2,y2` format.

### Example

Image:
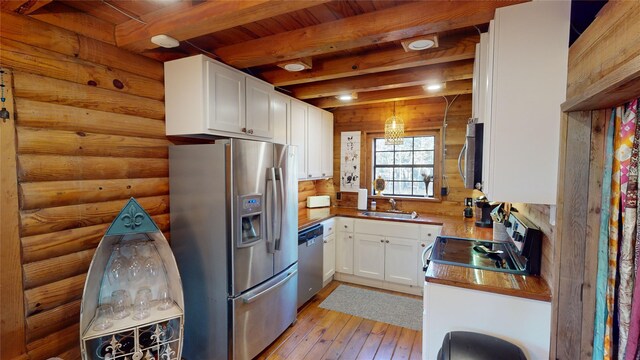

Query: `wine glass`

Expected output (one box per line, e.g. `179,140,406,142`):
127,246,143,284
157,286,173,311
93,305,114,331
108,245,127,286
139,242,160,281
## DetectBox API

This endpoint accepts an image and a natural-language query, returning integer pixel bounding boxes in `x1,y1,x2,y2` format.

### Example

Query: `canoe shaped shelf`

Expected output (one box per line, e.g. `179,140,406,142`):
80,198,184,360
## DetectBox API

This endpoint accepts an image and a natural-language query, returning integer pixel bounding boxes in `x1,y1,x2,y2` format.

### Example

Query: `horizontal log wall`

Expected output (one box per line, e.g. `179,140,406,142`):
332,96,474,216
0,10,168,359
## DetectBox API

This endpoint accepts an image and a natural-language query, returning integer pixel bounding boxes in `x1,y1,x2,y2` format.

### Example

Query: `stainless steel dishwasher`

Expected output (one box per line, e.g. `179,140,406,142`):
297,224,324,308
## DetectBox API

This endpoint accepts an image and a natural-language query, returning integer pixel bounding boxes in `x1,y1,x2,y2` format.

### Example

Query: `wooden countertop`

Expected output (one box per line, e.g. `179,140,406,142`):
299,207,551,302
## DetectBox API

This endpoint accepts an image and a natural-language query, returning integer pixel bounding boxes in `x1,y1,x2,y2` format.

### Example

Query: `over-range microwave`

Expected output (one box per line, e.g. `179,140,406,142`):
458,121,483,190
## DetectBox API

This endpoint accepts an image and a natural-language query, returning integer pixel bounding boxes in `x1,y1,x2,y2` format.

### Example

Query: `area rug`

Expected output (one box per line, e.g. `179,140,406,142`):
319,285,422,330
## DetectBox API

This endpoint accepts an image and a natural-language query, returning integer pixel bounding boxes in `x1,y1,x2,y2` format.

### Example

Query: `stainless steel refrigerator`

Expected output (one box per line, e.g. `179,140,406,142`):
169,139,298,360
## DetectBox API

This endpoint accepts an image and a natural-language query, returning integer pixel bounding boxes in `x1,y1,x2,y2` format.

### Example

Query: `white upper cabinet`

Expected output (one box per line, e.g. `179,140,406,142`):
165,55,274,140
478,1,570,204
206,60,245,135
271,92,290,145
245,77,273,138
290,99,308,179
307,106,323,179
321,110,334,178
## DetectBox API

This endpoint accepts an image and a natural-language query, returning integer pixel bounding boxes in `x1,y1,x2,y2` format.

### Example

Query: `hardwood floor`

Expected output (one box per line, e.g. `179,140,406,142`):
255,281,423,360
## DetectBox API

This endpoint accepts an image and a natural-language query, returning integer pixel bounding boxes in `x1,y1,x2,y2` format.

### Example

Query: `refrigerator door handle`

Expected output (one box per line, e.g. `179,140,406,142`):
275,167,285,250
266,167,278,253
241,268,298,304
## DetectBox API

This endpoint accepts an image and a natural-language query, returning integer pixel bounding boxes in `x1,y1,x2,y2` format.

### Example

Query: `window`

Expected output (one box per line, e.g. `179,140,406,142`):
372,135,437,197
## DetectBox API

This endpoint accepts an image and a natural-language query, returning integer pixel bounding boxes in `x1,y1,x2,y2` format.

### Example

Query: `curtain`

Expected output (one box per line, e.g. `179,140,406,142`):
594,100,640,360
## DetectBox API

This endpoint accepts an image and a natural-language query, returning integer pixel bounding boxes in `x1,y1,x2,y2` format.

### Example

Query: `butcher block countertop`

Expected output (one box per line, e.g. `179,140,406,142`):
299,207,551,302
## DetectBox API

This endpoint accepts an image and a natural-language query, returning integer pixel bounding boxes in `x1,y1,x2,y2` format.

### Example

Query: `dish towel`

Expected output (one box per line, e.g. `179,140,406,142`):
594,110,616,360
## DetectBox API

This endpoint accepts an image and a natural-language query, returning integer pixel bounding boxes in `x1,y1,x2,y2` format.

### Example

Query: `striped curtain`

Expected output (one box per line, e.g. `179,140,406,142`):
594,99,640,360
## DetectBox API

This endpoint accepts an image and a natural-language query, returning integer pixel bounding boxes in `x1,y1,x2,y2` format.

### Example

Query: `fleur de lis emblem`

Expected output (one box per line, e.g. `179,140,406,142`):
121,205,144,229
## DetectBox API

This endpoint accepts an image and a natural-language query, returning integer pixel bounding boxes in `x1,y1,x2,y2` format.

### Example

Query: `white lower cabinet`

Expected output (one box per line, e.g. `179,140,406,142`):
322,219,336,284
336,218,354,274
354,234,386,281
334,217,441,294
323,233,336,282
385,237,419,286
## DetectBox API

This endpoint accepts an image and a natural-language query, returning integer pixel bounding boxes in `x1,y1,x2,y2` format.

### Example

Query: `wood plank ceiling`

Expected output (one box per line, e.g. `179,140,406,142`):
5,0,522,109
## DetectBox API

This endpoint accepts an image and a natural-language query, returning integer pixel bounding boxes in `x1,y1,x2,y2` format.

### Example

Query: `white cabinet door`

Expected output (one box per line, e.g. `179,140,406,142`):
323,233,336,282
485,1,569,204
206,60,245,135
385,237,418,286
245,77,273,139
336,230,354,274
271,92,290,144
354,234,385,281
290,100,308,179
307,106,323,179
321,110,334,178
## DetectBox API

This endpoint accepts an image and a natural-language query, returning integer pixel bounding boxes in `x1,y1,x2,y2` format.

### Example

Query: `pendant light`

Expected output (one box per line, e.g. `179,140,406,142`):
384,102,405,145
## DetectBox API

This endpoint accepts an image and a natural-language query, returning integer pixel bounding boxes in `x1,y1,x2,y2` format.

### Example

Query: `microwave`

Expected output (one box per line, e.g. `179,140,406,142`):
458,121,483,190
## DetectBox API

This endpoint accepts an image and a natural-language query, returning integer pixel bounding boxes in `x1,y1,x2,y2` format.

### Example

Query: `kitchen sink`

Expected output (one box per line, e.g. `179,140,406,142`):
361,211,418,220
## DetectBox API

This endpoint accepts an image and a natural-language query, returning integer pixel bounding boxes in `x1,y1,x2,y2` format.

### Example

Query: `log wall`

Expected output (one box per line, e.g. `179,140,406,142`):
331,95,474,216
0,10,168,359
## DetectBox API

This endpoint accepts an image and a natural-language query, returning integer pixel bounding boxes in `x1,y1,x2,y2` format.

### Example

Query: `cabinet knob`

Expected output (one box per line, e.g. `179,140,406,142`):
322,173,326,176
380,239,384,243
309,174,312,178
421,243,426,247
323,240,327,243
241,127,247,133
386,240,390,243
344,225,348,228
428,233,432,237
348,235,352,238
247,129,254,134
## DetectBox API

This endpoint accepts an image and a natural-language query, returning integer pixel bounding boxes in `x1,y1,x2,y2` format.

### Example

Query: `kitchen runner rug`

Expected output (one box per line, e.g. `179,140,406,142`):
319,285,422,330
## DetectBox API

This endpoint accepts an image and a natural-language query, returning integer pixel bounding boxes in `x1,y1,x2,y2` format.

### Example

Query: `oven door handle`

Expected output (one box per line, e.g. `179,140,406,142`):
422,243,434,272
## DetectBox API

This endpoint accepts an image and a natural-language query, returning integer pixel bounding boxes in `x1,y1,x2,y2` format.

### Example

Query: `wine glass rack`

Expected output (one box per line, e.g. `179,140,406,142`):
80,198,184,360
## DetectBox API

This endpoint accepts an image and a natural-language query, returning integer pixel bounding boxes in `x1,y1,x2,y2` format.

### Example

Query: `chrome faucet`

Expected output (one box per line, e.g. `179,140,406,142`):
389,198,398,211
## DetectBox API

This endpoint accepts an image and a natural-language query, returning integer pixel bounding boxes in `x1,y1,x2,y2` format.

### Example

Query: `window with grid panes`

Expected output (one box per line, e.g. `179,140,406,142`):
373,136,436,197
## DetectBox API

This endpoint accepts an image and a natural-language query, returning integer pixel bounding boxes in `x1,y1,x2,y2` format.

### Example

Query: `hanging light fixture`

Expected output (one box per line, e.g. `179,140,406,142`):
385,102,405,145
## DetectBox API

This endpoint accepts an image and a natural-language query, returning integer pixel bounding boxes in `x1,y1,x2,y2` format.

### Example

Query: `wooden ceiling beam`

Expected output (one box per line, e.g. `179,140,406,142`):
1,0,52,14
261,32,479,87
115,0,331,52
215,1,518,68
289,60,474,99
308,79,473,109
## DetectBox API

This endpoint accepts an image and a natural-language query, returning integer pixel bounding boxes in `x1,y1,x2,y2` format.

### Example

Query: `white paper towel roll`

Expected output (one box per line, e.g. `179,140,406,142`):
357,188,368,210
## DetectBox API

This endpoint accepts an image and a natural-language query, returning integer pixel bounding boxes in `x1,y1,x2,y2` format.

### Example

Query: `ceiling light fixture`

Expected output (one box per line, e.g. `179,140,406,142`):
385,102,405,145
278,57,312,72
401,34,439,52
424,83,446,92
335,92,358,101
151,34,180,48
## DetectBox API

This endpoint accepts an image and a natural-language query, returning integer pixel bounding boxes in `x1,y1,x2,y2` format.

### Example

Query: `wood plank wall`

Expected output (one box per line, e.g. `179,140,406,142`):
331,95,474,216
0,10,168,359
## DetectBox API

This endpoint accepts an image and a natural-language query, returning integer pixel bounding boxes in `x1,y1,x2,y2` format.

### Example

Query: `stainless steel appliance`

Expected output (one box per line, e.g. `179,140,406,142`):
297,224,323,308
423,211,542,275
458,121,484,190
169,139,298,360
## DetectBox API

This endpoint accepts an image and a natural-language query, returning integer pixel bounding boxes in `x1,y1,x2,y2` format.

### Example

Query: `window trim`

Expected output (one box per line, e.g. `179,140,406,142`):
365,128,442,202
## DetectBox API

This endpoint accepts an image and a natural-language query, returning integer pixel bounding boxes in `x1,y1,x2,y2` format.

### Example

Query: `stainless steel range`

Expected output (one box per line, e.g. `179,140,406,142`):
427,211,542,275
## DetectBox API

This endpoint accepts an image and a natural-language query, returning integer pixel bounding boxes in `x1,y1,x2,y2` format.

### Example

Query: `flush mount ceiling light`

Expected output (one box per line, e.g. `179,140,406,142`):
151,34,180,48
401,34,439,52
385,102,405,145
424,83,445,91
277,57,312,72
335,93,358,101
